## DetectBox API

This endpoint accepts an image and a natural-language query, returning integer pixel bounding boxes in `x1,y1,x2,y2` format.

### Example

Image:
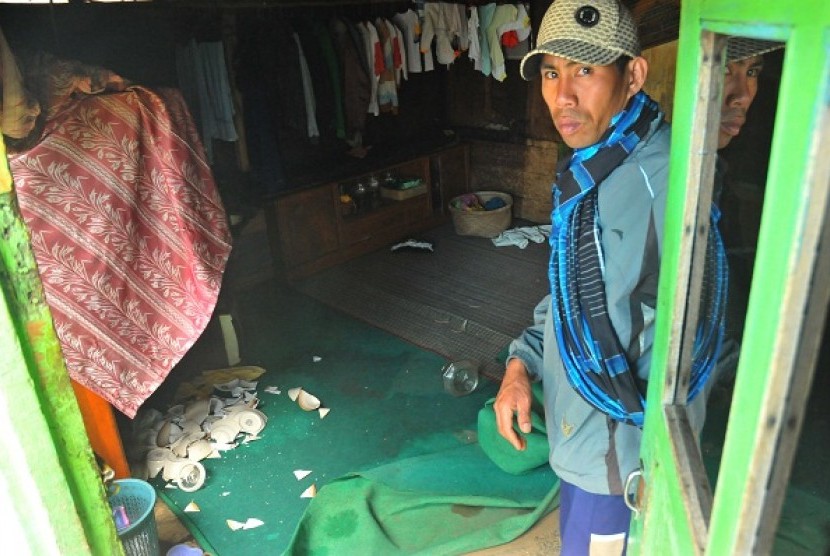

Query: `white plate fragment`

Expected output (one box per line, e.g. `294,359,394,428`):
227,517,264,531
312,356,322,363
184,501,200,512
293,469,312,481
318,407,330,419
287,387,302,402
243,518,264,529
297,390,321,411
264,386,281,395
300,484,317,498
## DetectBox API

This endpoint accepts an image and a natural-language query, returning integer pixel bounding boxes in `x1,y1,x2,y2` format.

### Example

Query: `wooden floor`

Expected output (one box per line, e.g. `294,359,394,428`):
155,501,198,554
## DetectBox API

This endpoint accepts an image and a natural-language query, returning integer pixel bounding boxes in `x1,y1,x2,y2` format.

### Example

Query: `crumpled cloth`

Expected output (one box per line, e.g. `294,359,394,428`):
491,225,552,249
283,384,558,555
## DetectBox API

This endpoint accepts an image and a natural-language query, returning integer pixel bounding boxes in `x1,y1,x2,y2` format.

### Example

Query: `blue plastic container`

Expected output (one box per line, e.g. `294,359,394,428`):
107,479,159,556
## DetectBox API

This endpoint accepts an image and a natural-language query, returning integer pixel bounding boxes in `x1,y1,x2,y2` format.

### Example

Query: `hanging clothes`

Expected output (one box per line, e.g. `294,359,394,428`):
267,17,307,137
375,18,399,114
393,8,431,73
292,32,319,139
234,12,288,195
487,4,518,81
467,7,482,72
330,17,370,146
295,18,337,140
389,20,407,86
357,20,381,117
477,3,497,77
499,3,532,60
420,2,468,67
175,39,238,162
313,20,346,140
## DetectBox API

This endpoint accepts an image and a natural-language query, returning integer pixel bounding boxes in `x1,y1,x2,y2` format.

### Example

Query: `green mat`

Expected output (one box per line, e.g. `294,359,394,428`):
285,444,558,555
284,383,556,555
155,285,557,555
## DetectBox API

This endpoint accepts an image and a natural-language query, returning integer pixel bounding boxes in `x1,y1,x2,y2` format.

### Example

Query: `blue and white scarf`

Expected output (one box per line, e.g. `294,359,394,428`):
550,91,728,428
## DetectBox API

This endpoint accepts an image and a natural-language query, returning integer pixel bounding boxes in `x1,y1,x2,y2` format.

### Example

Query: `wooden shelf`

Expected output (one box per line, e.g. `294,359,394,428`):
266,143,469,281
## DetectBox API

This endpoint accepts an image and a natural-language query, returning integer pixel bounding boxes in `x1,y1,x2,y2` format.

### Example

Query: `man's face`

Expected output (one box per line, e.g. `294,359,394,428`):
539,54,635,149
719,55,763,149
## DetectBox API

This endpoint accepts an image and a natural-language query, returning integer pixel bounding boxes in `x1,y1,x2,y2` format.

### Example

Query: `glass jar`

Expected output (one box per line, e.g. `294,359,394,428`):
441,360,480,396
352,181,368,213
367,174,381,208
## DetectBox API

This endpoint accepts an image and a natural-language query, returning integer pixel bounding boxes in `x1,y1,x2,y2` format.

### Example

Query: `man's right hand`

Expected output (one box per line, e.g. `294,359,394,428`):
493,358,534,451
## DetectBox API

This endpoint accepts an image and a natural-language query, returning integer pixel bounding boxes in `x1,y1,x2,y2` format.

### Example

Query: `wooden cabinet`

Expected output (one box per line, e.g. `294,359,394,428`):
431,143,470,214
268,143,469,281
272,184,339,268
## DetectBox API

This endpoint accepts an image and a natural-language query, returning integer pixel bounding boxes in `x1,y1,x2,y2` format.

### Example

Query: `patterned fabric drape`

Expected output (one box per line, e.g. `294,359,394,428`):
9,86,232,417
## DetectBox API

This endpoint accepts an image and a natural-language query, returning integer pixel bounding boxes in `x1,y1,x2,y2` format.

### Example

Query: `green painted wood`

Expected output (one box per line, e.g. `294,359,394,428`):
0,137,123,554
706,6,830,554
633,0,830,554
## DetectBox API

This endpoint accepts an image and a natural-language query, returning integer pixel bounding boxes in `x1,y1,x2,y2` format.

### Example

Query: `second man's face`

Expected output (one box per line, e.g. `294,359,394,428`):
719,55,763,149
539,54,636,149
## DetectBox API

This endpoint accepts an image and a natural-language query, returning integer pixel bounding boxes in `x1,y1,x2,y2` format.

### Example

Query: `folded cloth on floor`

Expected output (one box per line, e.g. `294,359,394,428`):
491,225,551,249
478,383,548,475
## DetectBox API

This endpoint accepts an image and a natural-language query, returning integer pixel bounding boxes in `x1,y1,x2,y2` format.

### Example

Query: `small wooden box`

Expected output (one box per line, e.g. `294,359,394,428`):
380,182,428,201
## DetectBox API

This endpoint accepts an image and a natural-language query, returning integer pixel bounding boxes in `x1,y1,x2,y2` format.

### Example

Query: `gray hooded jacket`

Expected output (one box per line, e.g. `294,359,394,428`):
508,117,714,496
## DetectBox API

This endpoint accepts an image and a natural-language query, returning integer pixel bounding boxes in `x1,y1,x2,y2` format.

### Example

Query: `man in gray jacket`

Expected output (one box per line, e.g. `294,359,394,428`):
493,1,781,554
493,1,722,554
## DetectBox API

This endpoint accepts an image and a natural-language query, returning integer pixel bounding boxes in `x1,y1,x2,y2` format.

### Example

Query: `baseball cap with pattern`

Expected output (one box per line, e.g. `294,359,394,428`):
520,0,640,80
727,37,783,62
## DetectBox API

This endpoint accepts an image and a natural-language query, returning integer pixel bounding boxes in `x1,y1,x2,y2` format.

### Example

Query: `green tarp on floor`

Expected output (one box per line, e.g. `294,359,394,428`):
153,287,557,556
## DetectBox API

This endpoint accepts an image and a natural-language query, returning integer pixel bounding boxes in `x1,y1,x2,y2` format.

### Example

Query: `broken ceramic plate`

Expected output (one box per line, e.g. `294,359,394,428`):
181,421,203,437
183,399,210,425
156,420,183,447
184,501,200,512
145,448,170,479
300,484,317,498
287,387,322,411
293,469,312,481
214,379,258,399
297,390,321,411
161,453,206,492
227,518,264,530
318,407,330,419
236,409,268,435
226,519,244,531
210,421,241,444
186,439,214,461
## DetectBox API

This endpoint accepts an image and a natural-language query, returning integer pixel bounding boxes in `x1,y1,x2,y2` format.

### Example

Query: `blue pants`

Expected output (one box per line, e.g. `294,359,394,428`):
560,480,632,556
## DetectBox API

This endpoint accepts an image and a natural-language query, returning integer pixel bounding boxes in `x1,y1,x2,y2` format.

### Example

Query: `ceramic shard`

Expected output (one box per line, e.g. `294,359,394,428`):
293,469,312,481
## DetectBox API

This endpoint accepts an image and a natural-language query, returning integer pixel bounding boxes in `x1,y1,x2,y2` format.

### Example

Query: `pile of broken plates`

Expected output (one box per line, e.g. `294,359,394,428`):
129,378,267,492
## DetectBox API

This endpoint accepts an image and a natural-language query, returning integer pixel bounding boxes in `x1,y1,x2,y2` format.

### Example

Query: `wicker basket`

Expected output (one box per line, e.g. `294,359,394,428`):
449,191,513,238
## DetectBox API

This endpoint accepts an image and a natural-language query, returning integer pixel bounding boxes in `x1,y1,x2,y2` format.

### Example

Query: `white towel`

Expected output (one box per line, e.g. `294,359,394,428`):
491,225,551,249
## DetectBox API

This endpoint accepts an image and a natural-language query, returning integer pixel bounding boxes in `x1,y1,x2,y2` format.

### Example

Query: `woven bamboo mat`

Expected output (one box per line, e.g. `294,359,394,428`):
294,222,550,378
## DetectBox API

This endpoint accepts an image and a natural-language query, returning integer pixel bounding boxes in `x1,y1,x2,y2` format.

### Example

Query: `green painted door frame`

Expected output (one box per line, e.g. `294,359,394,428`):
0,137,123,554
629,0,830,554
